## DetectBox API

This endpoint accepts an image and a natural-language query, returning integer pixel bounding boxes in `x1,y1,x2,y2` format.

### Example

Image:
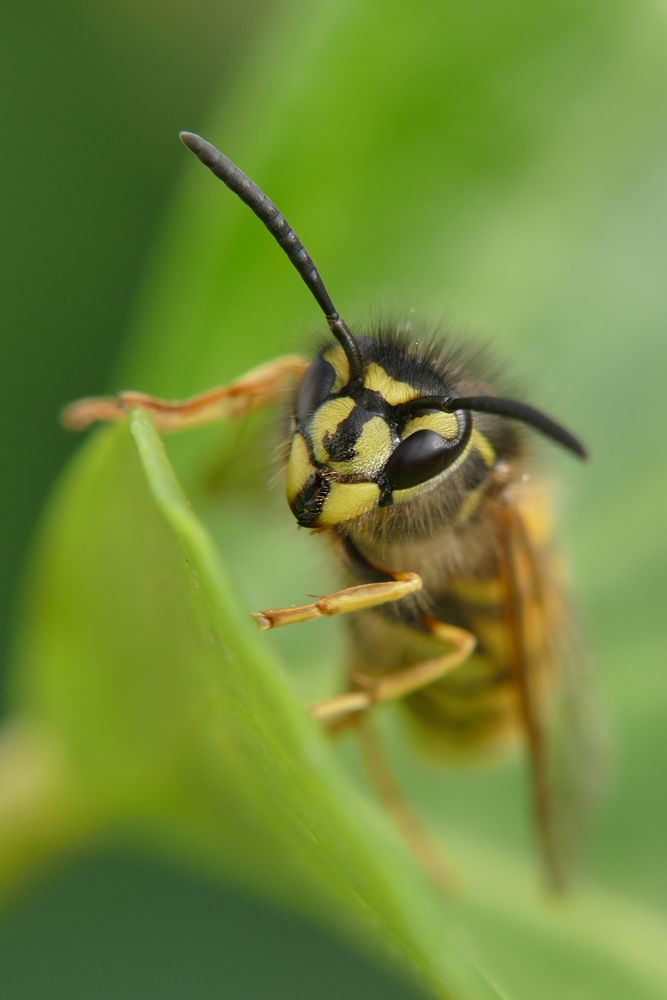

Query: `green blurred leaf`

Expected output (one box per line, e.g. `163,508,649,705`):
6,412,499,999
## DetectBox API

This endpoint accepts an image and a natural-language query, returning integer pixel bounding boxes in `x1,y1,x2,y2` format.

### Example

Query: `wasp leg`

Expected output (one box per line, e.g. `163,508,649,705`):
308,616,476,722
356,718,460,893
315,615,475,894
62,355,309,432
252,573,423,630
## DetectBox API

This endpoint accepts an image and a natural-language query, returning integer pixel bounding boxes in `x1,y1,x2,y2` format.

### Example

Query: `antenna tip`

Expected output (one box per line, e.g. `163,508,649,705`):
179,131,202,152
553,434,589,461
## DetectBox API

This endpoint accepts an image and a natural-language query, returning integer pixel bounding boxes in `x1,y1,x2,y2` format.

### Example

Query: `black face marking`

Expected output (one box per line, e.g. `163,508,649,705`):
323,427,357,462
290,471,331,527
351,386,388,414
322,404,379,463
296,356,336,425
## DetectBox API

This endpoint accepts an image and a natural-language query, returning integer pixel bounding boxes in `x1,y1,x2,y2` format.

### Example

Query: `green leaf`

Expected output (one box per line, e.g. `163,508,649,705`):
6,412,501,999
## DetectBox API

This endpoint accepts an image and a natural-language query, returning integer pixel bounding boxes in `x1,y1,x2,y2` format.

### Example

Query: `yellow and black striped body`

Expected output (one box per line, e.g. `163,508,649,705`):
334,473,558,756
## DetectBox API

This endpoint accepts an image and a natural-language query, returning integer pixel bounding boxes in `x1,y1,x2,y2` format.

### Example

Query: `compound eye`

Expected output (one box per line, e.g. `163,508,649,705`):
296,356,336,424
384,429,459,491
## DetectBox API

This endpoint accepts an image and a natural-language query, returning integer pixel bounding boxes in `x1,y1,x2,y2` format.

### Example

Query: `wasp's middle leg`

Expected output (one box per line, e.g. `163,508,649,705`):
309,616,476,722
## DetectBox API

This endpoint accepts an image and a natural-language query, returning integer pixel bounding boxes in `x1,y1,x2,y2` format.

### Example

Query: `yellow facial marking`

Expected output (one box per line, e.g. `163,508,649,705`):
470,428,496,467
328,416,393,476
309,397,356,464
364,363,420,405
317,481,380,526
402,411,459,440
286,433,316,503
323,345,350,393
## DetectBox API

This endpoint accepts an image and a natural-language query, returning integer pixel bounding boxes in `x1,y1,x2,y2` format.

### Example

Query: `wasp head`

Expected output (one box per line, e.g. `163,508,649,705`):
286,341,473,528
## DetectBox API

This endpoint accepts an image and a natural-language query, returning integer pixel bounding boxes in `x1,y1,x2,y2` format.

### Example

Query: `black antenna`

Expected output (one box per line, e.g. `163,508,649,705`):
179,132,364,382
395,394,588,459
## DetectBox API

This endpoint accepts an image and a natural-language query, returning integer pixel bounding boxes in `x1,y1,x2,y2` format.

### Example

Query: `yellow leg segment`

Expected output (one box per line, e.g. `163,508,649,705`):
62,355,309,432
309,616,476,722
252,573,422,630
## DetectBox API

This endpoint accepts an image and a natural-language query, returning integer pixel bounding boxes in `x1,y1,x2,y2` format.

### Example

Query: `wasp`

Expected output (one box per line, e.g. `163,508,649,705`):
64,133,589,891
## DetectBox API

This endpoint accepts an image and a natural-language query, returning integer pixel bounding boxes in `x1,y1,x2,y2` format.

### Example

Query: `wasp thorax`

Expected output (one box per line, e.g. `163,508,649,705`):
286,344,473,529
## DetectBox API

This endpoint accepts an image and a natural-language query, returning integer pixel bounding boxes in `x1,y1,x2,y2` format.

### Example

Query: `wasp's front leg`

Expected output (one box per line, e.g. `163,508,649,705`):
252,573,423,630
62,355,309,432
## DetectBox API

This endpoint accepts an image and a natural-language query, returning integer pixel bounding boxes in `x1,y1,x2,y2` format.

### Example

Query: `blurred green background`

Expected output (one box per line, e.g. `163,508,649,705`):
2,1,667,998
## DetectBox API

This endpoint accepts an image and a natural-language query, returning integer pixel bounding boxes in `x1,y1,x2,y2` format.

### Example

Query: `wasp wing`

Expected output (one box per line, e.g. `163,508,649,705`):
495,477,601,891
